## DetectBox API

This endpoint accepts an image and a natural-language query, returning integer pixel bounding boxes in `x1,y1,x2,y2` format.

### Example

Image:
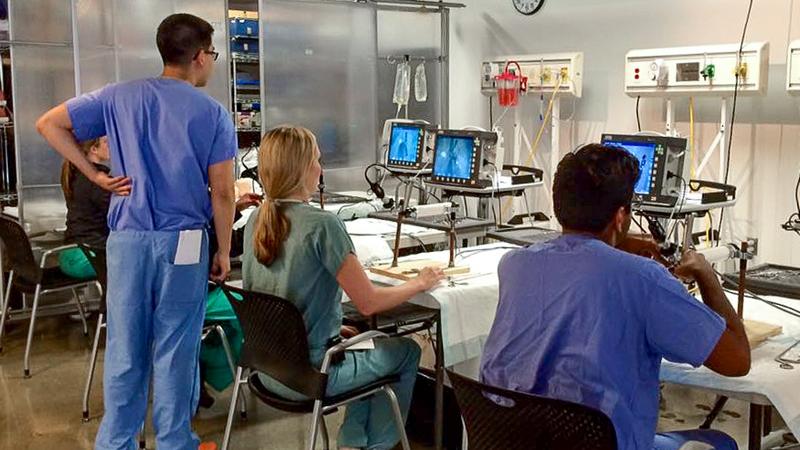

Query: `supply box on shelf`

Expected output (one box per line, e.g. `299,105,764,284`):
229,18,259,37
231,39,259,55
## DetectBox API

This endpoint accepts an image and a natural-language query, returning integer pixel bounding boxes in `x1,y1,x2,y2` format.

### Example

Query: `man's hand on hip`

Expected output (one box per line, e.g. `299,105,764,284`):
93,171,132,196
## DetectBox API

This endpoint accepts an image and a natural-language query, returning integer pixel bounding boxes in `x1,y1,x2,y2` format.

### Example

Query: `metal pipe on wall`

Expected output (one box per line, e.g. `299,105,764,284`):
440,6,449,128
70,0,81,95
7,0,21,226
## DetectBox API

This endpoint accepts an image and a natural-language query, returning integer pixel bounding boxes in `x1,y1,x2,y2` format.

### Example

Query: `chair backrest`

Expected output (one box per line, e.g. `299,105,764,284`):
78,243,107,312
447,370,617,450
220,284,328,399
0,215,40,284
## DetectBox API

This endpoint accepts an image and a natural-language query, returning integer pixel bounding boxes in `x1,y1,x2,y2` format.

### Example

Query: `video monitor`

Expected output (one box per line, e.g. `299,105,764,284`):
433,135,474,180
387,122,428,171
601,134,688,206
430,130,498,188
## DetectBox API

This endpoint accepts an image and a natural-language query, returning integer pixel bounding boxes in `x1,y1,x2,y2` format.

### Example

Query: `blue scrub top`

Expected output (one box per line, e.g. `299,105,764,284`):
480,234,725,450
66,78,237,231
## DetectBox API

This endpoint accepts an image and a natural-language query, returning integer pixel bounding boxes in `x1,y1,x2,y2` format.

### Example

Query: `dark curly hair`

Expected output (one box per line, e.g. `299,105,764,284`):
553,143,641,233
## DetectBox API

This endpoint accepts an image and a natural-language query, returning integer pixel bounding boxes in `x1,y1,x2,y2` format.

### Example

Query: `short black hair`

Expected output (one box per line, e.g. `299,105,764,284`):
553,143,640,233
156,13,214,66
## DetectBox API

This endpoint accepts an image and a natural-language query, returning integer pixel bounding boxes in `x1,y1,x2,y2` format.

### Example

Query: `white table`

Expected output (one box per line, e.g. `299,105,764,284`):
365,243,513,366
661,293,800,447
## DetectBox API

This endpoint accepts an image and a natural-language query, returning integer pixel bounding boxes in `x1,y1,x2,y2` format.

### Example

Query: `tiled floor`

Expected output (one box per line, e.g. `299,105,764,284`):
0,314,791,449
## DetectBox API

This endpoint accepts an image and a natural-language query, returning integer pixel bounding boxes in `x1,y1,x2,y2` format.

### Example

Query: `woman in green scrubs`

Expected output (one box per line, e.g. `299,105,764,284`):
242,126,444,450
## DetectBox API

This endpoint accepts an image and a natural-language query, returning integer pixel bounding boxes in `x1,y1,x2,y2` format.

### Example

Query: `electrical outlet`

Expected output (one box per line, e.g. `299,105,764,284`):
735,62,748,78
541,68,552,83
747,237,758,256
559,67,569,82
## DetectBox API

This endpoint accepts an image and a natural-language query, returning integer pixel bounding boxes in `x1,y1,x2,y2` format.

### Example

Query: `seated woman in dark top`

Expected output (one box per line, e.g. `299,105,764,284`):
59,136,110,279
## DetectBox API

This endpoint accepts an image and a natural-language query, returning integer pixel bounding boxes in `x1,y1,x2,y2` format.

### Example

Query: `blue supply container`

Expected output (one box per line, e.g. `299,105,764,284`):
229,19,258,37
231,39,259,55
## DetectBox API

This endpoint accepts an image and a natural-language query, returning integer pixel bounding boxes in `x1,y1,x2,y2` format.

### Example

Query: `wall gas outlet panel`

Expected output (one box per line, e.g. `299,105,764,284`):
624,42,769,97
787,40,800,94
481,52,583,98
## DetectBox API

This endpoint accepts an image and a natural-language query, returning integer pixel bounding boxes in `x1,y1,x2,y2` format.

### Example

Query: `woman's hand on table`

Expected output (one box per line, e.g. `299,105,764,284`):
414,267,446,291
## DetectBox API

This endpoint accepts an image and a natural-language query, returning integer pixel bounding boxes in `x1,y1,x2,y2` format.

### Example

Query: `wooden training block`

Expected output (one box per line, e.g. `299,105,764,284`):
744,319,782,349
369,259,469,281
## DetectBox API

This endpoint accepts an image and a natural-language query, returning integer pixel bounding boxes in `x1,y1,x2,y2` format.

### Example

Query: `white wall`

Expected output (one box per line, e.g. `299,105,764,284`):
449,0,800,266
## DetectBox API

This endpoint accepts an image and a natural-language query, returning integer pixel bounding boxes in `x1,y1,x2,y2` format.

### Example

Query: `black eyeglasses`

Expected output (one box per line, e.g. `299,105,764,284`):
201,49,219,62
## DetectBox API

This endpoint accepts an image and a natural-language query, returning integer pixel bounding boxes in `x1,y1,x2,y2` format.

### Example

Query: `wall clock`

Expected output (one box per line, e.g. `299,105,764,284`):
513,0,545,16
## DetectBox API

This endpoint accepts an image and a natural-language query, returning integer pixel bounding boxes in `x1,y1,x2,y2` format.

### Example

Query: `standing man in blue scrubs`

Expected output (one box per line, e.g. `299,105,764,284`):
36,14,236,450
480,144,751,450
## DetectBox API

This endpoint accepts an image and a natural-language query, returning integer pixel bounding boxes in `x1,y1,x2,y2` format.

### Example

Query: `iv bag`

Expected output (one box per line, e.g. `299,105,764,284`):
393,61,411,106
414,62,428,103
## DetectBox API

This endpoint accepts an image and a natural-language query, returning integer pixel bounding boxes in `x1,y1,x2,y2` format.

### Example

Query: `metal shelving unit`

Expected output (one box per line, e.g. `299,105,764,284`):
229,12,261,179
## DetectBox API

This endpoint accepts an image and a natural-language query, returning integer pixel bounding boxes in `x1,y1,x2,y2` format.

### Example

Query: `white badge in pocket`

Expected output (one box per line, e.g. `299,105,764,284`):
175,230,203,265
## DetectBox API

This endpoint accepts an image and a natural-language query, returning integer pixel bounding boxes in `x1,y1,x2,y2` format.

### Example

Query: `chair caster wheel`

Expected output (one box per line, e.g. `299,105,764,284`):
23,369,30,378
82,411,90,422
240,411,247,420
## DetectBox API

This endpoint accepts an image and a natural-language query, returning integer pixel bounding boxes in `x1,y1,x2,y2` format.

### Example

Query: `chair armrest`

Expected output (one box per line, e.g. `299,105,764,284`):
39,244,78,268
320,330,389,374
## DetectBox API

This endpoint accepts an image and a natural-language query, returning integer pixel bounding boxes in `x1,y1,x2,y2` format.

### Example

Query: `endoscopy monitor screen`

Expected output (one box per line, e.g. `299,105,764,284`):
433,135,475,180
601,133,687,207
388,124,423,164
603,140,657,195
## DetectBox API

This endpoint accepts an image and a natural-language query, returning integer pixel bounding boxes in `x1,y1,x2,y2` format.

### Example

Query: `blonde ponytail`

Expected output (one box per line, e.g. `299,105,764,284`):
253,125,318,265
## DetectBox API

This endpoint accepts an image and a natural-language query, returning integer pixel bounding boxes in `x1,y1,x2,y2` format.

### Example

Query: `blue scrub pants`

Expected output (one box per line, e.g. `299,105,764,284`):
654,429,738,450
261,336,421,450
95,231,209,450
329,337,420,449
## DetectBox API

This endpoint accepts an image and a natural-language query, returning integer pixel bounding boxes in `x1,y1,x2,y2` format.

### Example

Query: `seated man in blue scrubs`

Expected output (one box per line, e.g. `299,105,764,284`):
481,143,751,450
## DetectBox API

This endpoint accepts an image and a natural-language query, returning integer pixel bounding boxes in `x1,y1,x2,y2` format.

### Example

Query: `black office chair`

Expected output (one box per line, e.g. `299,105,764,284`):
0,215,97,377
447,369,617,450
219,284,411,450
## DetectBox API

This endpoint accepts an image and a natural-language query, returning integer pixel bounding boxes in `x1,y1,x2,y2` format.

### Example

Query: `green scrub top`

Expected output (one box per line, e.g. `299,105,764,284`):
242,202,355,366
